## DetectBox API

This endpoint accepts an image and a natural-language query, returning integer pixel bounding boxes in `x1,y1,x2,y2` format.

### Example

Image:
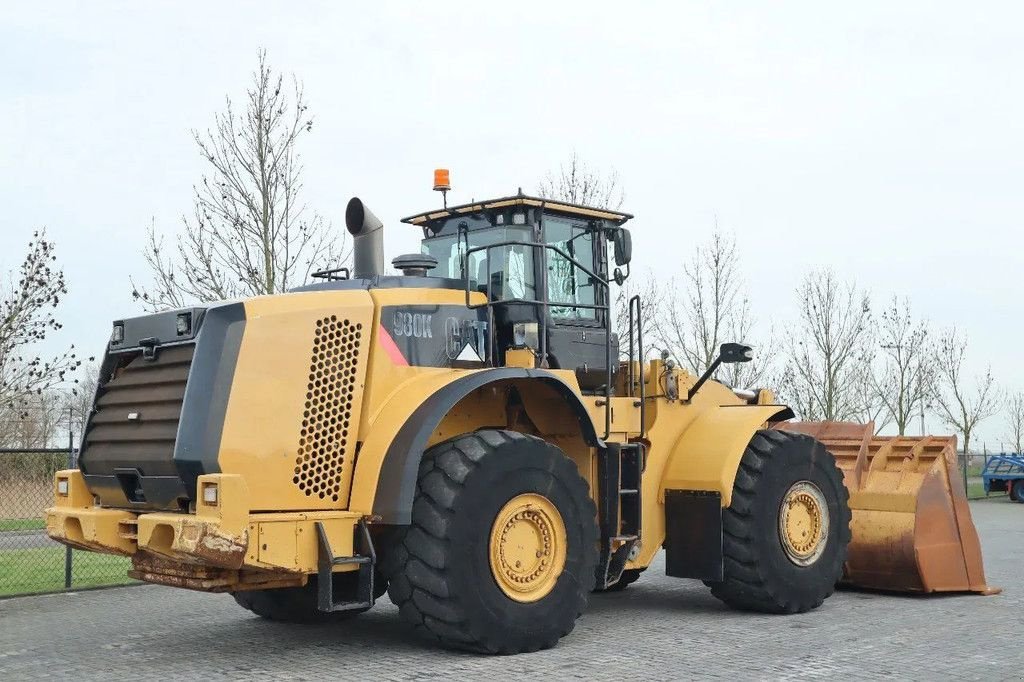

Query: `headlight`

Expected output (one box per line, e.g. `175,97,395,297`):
512,322,539,349
57,477,69,496
111,323,124,344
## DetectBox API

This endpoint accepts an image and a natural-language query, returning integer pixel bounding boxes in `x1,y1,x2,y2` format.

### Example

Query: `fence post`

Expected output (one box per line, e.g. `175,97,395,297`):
64,406,74,590
962,448,969,498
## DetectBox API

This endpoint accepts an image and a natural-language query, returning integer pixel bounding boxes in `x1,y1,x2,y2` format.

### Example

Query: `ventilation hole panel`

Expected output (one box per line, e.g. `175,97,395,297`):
293,316,362,502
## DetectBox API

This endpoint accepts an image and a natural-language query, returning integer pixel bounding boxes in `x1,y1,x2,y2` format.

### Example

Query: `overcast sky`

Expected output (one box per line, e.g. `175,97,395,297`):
3,2,1021,448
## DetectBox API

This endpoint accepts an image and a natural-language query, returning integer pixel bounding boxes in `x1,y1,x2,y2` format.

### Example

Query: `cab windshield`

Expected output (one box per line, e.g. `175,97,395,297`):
422,226,536,300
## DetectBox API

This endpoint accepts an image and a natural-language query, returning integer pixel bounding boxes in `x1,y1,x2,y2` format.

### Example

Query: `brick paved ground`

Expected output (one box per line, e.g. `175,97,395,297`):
1,499,1020,681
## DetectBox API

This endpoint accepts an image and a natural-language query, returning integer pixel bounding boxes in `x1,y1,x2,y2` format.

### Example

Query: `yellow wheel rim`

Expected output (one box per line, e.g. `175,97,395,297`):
488,493,567,602
778,481,829,566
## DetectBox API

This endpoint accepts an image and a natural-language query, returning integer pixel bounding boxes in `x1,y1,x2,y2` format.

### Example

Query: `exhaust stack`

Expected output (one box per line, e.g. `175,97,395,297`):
345,197,385,278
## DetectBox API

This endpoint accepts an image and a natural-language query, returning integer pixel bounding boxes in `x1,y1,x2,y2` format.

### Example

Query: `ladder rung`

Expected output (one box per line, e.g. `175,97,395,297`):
611,534,638,542
619,489,638,495
331,555,372,566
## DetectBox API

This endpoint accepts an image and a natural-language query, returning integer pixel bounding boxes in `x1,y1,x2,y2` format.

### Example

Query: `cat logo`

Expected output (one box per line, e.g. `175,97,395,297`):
445,317,483,363
444,317,464,359
392,311,433,339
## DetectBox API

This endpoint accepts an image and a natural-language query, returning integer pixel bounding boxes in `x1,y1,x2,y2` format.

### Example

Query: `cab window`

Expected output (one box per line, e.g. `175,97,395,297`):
422,226,536,300
545,217,596,321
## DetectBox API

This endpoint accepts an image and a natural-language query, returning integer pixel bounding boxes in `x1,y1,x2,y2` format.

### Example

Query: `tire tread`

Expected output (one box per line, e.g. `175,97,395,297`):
381,429,597,653
706,429,852,614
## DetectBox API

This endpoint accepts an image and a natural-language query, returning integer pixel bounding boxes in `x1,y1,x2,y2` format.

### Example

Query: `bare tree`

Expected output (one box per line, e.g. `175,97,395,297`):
655,230,771,389
0,391,67,448
539,153,644,359
612,272,662,360
873,297,934,435
659,231,739,374
3,365,101,450
932,328,999,456
538,152,624,209
0,232,83,424
133,50,345,311
778,270,874,421
848,350,892,432
64,361,98,447
775,363,818,423
1006,391,1024,454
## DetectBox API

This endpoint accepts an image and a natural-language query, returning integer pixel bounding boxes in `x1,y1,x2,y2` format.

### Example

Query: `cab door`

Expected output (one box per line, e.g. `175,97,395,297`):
542,217,614,392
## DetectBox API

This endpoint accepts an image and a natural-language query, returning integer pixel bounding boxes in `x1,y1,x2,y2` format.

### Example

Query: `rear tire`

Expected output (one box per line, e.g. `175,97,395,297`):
232,573,370,623
704,429,851,614
1012,480,1024,503
380,429,598,654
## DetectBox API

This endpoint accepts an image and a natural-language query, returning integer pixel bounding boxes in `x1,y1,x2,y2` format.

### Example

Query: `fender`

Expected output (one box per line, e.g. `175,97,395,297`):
351,368,600,524
659,404,794,508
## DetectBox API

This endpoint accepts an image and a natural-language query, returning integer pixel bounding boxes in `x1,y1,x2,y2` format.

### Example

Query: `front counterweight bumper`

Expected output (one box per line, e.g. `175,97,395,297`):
45,470,364,589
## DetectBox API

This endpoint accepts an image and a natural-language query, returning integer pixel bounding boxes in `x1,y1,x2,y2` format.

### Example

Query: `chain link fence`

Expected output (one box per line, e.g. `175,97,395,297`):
0,446,135,597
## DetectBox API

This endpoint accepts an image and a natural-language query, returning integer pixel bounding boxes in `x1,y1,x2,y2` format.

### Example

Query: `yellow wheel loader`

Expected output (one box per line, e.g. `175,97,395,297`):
45,178,995,654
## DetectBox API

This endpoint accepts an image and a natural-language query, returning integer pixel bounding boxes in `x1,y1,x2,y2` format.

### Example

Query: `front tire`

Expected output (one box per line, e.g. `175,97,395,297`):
381,429,598,654
704,429,851,614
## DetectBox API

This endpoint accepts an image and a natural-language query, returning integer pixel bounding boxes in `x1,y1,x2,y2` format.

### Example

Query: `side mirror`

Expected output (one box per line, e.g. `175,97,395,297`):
687,342,754,401
613,228,632,266
720,342,753,364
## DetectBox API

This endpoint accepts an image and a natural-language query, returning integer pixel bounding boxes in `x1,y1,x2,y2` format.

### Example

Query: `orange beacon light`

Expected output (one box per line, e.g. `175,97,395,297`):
433,168,451,208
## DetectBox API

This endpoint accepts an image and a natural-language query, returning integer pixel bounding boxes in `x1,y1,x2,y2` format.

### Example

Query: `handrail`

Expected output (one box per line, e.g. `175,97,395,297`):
628,294,645,438
311,266,351,281
461,238,613,439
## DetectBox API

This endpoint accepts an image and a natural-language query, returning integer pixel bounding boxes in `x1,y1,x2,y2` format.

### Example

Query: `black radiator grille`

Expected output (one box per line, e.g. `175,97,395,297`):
82,344,194,475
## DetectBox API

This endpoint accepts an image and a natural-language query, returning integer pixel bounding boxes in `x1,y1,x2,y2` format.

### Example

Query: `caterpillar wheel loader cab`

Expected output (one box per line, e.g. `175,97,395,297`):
45,175,993,654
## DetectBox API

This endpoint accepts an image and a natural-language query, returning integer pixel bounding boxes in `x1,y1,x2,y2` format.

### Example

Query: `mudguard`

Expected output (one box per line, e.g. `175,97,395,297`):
658,405,792,507
350,368,599,524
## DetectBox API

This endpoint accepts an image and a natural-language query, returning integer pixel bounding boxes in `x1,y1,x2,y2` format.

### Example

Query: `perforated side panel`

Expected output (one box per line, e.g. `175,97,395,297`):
293,315,363,501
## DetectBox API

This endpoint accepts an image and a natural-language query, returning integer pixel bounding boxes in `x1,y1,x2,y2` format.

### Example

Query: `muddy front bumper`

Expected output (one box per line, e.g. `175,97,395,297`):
45,470,363,592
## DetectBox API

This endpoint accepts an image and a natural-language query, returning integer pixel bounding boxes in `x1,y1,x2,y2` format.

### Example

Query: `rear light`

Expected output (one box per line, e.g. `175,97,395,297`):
202,482,218,506
175,312,192,336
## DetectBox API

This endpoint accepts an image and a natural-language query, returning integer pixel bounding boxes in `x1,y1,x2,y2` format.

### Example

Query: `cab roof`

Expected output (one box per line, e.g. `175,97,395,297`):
400,193,633,227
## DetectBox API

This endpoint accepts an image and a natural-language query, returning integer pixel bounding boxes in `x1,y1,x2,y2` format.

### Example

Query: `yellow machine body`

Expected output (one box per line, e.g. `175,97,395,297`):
44,192,995,604
46,280,794,589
